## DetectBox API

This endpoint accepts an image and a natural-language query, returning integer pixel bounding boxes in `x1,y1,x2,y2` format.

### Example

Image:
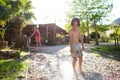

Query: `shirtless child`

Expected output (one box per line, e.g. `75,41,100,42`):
69,18,84,74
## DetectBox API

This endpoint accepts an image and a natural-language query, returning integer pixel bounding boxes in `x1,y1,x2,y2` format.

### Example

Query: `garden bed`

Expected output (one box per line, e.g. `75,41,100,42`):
0,49,21,59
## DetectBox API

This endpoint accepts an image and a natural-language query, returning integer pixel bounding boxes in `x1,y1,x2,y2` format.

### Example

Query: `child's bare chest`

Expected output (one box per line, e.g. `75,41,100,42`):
72,31,79,38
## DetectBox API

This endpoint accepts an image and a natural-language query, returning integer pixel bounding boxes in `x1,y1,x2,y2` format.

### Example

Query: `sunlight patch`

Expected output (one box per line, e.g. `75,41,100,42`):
91,53,101,57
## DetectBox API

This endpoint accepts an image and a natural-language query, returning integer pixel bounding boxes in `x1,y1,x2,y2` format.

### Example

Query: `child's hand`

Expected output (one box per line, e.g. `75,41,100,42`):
82,46,84,51
70,49,73,53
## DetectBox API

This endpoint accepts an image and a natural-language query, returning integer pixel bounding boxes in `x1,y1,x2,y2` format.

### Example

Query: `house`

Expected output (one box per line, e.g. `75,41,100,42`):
22,23,67,46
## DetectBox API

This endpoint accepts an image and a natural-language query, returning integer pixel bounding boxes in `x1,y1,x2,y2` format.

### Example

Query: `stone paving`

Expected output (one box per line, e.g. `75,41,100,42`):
27,45,120,80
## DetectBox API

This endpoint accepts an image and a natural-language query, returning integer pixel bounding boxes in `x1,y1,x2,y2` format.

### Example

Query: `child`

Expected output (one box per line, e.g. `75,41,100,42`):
31,26,41,47
69,18,84,74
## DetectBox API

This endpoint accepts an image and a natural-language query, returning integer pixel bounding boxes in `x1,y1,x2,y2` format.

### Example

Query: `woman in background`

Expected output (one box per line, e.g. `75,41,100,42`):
31,27,41,47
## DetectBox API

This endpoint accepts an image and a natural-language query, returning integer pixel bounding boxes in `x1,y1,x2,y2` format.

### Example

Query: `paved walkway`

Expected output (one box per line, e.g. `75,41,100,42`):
27,44,120,80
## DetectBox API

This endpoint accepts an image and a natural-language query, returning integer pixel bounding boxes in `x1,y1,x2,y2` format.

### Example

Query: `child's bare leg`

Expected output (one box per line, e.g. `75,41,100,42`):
78,56,82,73
72,57,77,72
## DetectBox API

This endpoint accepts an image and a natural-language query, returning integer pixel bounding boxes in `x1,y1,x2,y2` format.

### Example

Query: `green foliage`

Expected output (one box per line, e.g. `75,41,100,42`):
110,32,119,39
90,32,100,39
0,0,22,26
114,26,120,37
91,46,120,59
0,59,26,79
19,0,36,23
90,24,112,42
0,0,35,28
110,26,120,39
64,23,71,32
56,33,64,38
0,48,27,79
91,25,110,33
67,0,113,24
12,49,21,59
80,22,88,35
0,28,6,41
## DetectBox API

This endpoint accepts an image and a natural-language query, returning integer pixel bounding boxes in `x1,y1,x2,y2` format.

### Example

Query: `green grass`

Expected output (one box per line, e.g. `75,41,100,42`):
89,39,115,43
108,39,115,42
0,51,27,80
91,46,120,59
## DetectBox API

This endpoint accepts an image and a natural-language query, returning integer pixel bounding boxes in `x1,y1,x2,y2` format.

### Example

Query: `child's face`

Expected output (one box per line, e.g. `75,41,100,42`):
73,21,78,28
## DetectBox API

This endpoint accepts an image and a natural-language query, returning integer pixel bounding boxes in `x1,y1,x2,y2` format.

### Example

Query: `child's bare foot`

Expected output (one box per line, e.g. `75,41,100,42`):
79,69,83,74
79,70,84,74
73,69,76,73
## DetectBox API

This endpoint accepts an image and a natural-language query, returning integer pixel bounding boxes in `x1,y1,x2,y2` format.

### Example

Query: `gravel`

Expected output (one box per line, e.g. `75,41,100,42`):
26,45,120,80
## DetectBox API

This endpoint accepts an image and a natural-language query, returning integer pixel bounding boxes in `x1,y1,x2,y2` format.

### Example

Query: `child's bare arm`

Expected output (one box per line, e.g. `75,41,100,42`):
69,30,73,52
79,32,84,50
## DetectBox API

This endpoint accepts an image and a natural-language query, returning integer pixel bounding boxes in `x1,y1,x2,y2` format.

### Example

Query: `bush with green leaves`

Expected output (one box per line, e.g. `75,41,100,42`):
90,32,100,39
0,59,26,80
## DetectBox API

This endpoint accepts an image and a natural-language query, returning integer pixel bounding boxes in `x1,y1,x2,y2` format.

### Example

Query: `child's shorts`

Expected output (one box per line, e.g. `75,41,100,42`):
71,43,83,57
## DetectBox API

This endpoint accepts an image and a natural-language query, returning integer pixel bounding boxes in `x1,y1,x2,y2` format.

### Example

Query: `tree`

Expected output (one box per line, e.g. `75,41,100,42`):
66,0,113,44
0,0,22,43
64,22,71,33
10,0,35,47
90,32,100,39
112,25,120,48
0,28,6,41
0,0,22,26
91,24,111,42
0,0,35,47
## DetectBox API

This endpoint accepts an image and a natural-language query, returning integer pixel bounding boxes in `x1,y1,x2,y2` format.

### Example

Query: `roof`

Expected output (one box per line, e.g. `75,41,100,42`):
112,18,120,27
26,23,66,34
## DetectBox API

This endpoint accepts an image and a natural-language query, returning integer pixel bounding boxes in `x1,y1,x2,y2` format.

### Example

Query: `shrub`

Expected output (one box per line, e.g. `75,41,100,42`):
90,32,100,39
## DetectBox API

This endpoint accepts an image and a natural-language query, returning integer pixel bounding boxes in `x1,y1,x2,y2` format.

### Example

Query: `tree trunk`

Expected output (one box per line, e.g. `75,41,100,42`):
14,16,22,48
87,19,90,43
114,38,117,47
54,24,56,45
117,38,119,48
94,20,99,45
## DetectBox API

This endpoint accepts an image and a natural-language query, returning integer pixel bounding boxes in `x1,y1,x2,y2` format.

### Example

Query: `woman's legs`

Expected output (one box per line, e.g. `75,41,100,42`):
35,37,39,47
35,37,41,47
35,39,38,47
38,39,41,47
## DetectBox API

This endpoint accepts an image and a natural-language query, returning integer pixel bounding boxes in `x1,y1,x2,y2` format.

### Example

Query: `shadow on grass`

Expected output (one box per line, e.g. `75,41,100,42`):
91,45,120,61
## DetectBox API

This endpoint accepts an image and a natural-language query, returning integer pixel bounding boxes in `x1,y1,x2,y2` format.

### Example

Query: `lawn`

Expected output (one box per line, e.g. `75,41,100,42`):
91,46,120,60
0,50,28,80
